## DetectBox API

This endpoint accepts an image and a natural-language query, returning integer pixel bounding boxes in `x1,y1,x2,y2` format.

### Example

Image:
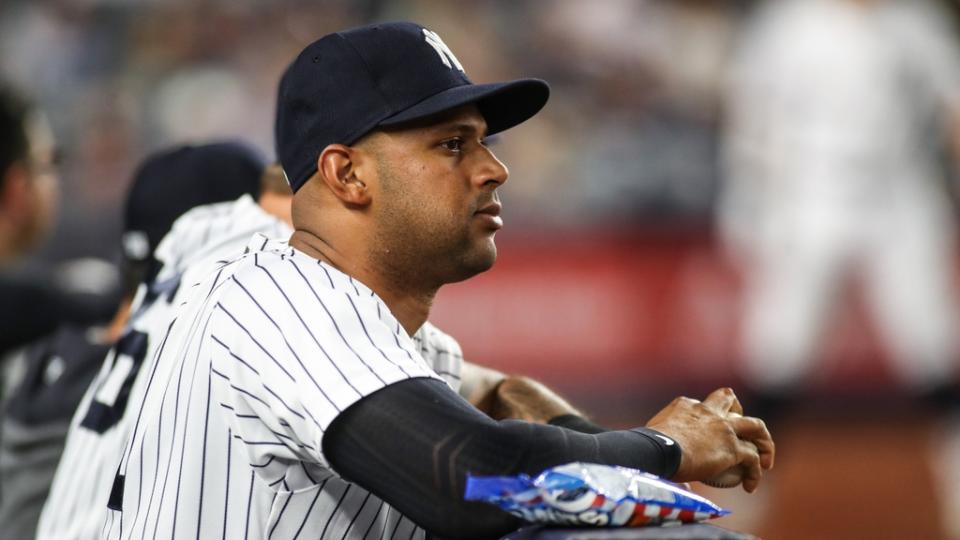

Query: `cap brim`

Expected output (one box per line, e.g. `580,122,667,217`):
377,78,549,136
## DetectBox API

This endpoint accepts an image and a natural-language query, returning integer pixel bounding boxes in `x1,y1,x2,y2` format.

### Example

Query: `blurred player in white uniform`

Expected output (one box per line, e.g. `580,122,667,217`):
721,2,960,534
721,0,960,402
35,155,282,540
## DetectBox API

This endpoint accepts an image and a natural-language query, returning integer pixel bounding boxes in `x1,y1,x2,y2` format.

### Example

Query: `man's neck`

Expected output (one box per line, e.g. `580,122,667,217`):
289,229,435,336
103,297,133,343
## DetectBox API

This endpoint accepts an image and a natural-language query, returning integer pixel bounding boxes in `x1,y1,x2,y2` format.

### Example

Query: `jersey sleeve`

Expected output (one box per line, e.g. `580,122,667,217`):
413,321,464,393
207,255,442,481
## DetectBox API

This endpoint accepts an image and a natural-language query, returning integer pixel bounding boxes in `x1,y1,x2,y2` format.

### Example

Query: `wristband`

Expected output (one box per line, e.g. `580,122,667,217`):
629,427,682,479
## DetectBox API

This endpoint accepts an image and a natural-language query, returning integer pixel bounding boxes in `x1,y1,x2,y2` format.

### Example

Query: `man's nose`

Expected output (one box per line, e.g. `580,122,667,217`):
476,145,509,188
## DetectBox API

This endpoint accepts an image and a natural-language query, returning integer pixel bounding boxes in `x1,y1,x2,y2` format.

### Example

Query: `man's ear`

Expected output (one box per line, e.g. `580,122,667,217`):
316,144,372,207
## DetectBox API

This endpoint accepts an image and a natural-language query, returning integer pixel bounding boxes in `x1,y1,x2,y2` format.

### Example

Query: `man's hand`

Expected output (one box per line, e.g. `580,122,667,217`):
645,387,775,493
488,375,581,422
462,361,582,423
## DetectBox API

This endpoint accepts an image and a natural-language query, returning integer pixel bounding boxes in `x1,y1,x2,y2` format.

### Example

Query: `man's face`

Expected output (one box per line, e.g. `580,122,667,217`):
365,104,509,287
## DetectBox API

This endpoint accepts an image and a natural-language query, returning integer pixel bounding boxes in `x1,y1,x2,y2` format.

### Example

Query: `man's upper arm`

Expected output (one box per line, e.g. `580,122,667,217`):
207,257,442,476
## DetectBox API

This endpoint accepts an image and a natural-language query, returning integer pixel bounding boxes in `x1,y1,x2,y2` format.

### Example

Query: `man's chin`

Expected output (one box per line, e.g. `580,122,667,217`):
474,240,498,271
446,244,497,284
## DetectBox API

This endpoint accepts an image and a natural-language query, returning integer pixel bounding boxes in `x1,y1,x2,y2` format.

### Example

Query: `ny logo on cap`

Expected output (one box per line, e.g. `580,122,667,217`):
422,29,464,72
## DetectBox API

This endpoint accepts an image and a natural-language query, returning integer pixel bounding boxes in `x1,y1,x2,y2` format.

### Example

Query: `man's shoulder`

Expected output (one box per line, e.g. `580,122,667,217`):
157,196,291,272
414,321,464,357
204,236,402,355
212,235,355,308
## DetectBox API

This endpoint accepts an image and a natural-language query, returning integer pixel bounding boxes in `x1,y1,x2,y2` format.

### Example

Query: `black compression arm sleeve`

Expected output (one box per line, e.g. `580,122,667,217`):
323,378,681,540
547,414,608,434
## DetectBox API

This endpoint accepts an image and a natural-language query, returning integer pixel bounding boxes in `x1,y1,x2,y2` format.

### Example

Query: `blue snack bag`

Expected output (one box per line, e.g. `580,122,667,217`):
465,462,729,527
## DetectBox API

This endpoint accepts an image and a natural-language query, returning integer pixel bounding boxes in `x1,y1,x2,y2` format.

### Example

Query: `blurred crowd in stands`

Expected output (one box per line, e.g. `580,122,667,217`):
0,0,763,263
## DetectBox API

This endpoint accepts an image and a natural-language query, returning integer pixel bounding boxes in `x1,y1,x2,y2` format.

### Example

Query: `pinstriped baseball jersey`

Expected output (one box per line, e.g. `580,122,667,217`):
36,196,292,540
100,234,461,540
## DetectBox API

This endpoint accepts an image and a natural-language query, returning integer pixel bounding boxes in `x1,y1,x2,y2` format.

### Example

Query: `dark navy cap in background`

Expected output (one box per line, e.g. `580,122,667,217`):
275,21,550,192
122,141,265,263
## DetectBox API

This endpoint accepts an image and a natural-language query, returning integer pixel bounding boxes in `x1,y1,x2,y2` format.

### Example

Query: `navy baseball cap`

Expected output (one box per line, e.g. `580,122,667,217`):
122,141,265,263
275,21,550,192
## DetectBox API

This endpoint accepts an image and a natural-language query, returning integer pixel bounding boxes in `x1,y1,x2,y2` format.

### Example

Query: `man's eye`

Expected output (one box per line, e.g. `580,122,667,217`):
440,138,464,152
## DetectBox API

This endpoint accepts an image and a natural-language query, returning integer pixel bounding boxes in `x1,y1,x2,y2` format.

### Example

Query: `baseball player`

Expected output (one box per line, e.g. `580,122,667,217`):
104,22,774,540
33,143,274,540
37,155,586,540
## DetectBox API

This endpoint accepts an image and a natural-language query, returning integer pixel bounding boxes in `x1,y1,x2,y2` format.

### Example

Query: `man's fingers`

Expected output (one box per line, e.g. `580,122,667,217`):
729,415,771,441
728,397,744,416
729,416,775,469
736,439,762,493
742,468,761,493
755,437,775,469
702,387,738,414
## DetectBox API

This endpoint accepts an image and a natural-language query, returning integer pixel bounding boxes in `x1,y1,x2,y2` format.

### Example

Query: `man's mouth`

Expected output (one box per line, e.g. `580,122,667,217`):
475,201,502,217
474,201,503,229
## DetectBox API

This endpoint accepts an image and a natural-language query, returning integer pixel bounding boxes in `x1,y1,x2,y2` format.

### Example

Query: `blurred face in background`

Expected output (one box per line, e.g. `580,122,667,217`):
0,111,59,263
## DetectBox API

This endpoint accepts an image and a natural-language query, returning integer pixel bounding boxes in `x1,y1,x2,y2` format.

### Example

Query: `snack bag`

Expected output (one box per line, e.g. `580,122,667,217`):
464,462,729,527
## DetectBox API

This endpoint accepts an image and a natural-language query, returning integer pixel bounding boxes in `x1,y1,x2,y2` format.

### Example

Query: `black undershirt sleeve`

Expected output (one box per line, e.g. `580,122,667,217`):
323,378,681,540
547,413,608,434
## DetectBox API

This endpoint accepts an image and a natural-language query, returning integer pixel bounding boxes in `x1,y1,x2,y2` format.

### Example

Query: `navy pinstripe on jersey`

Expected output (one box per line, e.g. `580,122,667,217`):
102,234,459,540
37,196,292,540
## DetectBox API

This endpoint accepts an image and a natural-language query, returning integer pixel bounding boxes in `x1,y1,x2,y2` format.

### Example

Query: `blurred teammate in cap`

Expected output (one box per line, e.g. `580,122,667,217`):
0,82,63,356
0,141,265,540
106,22,774,540
36,160,293,540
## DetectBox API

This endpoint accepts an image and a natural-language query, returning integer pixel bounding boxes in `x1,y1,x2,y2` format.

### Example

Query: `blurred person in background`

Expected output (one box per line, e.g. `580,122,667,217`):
0,84,56,266
0,83,121,369
0,82,66,357
0,142,266,540
36,158,289,540
720,0,960,534
720,0,960,412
